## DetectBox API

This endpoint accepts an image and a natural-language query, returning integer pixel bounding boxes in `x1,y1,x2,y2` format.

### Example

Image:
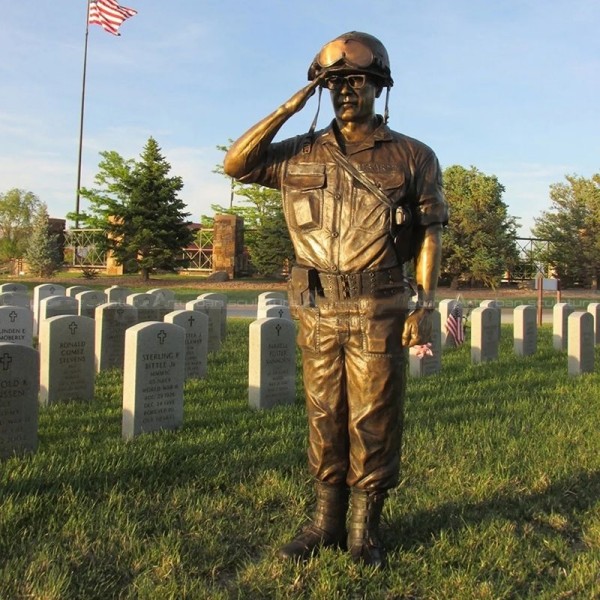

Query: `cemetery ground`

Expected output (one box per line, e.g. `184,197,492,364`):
1,311,600,599
0,319,600,600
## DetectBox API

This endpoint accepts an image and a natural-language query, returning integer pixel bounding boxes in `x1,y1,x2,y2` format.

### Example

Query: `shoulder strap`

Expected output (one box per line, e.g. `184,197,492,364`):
323,143,394,208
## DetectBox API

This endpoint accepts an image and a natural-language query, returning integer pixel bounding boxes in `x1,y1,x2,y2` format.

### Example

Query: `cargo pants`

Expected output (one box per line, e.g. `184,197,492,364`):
296,291,408,491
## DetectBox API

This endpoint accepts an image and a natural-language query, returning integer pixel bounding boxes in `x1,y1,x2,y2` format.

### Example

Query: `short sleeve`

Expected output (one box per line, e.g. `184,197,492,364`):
413,152,449,227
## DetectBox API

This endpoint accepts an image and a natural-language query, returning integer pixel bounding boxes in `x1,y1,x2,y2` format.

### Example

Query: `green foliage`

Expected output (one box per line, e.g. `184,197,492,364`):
442,165,519,288
74,138,194,281
0,188,42,260
24,204,61,277
1,322,599,598
532,172,600,287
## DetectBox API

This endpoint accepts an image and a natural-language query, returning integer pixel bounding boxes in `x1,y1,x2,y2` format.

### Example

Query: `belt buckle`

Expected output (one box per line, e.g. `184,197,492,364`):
340,274,351,299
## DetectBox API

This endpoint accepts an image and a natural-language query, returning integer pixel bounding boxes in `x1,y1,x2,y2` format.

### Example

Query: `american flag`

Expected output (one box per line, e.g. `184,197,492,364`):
445,303,465,346
88,0,137,36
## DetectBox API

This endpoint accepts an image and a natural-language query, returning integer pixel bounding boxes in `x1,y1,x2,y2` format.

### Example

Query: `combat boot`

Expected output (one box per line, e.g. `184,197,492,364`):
277,481,349,561
347,489,387,568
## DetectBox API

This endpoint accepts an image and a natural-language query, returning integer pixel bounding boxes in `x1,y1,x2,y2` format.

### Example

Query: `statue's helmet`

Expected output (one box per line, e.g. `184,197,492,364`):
308,31,393,87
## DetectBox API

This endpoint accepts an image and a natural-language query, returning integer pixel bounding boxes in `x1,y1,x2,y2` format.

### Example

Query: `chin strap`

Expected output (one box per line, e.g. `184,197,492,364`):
308,86,323,136
384,87,390,124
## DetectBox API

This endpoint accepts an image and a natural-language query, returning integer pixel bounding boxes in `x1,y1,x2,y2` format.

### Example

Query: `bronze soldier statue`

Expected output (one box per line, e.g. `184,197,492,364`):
224,31,448,568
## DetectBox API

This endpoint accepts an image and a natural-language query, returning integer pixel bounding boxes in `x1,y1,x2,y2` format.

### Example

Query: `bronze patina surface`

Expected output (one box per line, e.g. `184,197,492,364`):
225,31,448,568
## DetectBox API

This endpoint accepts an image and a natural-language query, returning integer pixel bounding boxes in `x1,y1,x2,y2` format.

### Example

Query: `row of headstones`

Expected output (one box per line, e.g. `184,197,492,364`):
0,286,231,459
248,294,600,413
409,300,600,377
0,283,228,353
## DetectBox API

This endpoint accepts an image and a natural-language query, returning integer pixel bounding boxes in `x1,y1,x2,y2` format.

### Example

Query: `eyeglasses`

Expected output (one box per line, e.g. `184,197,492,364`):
324,74,367,90
317,39,374,70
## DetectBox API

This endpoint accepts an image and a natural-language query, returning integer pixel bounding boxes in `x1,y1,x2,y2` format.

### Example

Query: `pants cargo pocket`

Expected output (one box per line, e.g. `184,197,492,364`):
297,307,320,353
359,295,407,355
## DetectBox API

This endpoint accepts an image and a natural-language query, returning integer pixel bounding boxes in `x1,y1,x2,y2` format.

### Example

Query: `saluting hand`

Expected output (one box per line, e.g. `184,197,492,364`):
281,74,325,115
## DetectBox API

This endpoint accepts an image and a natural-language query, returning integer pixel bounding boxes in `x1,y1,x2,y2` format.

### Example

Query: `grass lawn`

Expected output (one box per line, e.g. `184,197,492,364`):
1,320,599,599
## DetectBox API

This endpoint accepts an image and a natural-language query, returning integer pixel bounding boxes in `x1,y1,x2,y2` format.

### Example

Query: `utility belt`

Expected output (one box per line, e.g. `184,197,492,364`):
288,265,406,312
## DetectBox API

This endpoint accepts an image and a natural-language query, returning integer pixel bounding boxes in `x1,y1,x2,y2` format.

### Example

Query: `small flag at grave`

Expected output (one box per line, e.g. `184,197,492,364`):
88,0,137,36
445,304,464,346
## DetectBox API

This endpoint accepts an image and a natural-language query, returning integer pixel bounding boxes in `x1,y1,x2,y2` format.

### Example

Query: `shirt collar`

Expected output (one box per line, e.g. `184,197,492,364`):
318,116,393,152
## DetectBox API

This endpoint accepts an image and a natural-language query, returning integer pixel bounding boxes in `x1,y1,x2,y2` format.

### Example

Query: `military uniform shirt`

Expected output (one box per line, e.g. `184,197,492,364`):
239,117,448,274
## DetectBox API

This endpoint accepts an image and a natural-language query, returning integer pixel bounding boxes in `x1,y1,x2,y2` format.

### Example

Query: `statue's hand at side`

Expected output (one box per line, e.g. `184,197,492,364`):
402,308,433,348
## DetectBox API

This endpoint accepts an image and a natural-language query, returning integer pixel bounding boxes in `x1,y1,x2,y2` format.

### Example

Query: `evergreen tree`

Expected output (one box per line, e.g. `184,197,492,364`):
25,204,61,277
75,138,194,281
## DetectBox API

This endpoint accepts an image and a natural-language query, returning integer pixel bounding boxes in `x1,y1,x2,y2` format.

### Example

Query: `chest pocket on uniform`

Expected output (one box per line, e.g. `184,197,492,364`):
351,172,406,233
283,163,326,232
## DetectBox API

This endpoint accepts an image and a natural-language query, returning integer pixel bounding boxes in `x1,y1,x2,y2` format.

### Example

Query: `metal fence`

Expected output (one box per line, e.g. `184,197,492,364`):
63,228,214,272
513,237,553,280
63,229,106,268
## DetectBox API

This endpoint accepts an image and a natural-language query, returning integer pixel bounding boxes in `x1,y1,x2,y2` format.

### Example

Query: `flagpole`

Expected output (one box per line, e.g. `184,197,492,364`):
75,0,91,229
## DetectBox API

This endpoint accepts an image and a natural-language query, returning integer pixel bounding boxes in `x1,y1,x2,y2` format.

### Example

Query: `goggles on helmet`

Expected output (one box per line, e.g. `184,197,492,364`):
317,38,374,71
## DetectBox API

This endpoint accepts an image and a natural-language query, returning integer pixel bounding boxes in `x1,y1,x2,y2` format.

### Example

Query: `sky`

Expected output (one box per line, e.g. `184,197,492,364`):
1,1,599,237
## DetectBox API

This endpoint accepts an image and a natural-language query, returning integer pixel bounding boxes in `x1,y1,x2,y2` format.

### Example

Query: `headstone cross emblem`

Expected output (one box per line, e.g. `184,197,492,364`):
0,352,12,370
275,324,282,337
188,315,195,327
69,321,79,335
157,330,167,344
9,311,17,322
278,309,284,318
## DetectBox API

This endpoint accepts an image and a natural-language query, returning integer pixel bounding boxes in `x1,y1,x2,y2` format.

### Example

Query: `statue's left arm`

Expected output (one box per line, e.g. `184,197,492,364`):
402,223,443,347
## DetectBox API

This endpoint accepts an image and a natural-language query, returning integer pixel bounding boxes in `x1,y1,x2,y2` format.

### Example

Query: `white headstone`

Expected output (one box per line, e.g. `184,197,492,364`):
39,296,79,329
0,283,28,293
479,300,502,339
258,296,288,308
148,288,176,319
471,307,499,363
587,303,600,345
33,283,65,336
39,315,95,405
568,312,595,375
164,310,209,380
122,322,185,440
257,292,286,304
186,299,222,353
198,293,228,338
553,303,574,351
95,303,138,372
127,293,160,323
0,306,33,346
513,305,537,356
76,290,107,319
438,299,459,348
0,343,39,458
248,317,296,409
66,285,90,298
0,292,31,309
259,304,292,321
409,310,442,377
106,286,131,303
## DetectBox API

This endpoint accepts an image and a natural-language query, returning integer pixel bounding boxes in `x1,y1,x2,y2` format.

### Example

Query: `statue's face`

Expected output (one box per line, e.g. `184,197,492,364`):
328,73,379,124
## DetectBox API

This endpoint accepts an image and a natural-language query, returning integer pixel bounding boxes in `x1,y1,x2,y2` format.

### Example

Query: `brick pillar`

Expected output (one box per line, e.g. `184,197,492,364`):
105,216,124,275
212,214,244,278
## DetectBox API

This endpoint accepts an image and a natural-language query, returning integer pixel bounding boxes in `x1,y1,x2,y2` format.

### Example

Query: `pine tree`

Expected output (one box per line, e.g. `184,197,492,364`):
25,204,61,277
76,137,194,281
